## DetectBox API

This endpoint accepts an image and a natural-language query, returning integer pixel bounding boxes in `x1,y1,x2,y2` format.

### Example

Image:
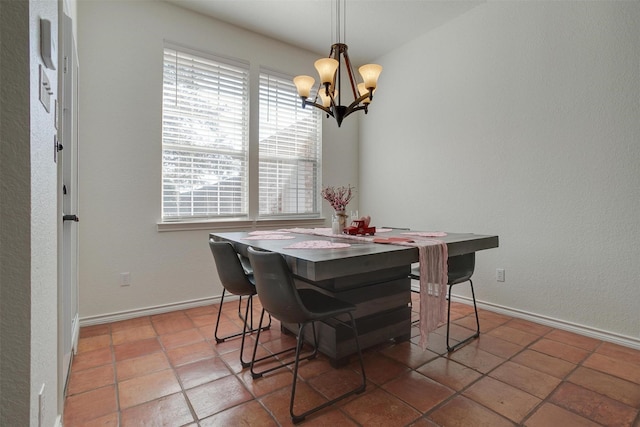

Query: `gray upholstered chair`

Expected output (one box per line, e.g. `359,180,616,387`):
247,247,366,424
411,252,479,351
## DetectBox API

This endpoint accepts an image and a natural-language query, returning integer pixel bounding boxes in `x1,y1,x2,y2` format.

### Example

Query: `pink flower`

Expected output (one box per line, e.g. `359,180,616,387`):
321,185,355,212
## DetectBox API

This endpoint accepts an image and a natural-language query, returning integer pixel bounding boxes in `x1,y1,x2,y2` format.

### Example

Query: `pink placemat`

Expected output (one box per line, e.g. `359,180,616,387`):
284,240,351,249
243,234,296,240
402,231,448,237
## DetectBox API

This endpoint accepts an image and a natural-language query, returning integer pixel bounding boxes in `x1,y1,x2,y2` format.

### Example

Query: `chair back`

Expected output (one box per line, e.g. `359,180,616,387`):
209,239,255,296
247,247,311,324
447,252,475,285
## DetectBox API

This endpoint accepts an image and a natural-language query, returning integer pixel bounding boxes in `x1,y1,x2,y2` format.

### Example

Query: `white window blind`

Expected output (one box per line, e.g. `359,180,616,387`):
259,69,321,217
162,45,249,220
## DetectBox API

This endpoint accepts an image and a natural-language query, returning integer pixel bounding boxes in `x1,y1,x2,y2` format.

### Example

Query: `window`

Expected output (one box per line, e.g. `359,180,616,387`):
161,45,322,224
161,45,249,220
259,69,322,217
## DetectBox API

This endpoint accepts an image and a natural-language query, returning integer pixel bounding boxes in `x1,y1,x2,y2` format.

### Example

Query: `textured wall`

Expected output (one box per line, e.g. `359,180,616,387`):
1,0,59,425
360,2,640,342
77,0,359,319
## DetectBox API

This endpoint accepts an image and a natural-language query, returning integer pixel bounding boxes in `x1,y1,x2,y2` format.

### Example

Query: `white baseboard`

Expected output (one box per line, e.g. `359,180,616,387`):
79,295,229,327
451,295,640,351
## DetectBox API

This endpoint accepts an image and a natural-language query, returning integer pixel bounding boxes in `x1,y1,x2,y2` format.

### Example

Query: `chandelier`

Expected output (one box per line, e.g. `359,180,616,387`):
293,0,382,127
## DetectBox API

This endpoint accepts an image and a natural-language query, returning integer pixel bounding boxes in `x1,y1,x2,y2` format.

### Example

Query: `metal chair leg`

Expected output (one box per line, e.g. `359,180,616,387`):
214,292,271,344
249,309,316,377
290,314,366,424
446,279,480,352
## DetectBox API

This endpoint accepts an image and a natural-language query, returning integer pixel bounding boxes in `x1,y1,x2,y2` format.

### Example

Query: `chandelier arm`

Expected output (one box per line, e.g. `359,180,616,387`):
303,100,334,117
339,45,360,102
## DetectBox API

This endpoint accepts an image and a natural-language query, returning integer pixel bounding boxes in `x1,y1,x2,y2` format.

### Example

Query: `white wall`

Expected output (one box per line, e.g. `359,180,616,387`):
1,0,60,425
77,1,358,319
361,2,640,343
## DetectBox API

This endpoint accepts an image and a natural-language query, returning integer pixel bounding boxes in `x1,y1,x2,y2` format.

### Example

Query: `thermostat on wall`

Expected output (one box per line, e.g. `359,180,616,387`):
40,18,56,70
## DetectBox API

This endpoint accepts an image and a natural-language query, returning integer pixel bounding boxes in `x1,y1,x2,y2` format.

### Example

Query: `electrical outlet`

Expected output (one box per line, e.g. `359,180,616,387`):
120,272,131,286
38,383,45,427
496,268,505,282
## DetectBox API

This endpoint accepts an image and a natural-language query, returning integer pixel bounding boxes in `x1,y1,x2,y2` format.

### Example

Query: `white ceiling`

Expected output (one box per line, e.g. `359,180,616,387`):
163,0,483,65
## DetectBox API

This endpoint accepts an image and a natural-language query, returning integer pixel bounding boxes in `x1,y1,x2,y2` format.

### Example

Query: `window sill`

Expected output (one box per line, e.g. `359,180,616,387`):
157,217,327,233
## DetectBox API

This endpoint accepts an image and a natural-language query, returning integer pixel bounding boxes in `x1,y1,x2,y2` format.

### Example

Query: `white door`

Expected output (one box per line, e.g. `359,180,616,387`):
58,11,79,401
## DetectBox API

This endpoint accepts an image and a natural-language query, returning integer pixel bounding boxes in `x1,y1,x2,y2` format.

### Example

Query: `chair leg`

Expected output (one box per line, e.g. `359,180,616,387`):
215,292,271,344
446,279,480,352
290,314,366,424
249,310,316,377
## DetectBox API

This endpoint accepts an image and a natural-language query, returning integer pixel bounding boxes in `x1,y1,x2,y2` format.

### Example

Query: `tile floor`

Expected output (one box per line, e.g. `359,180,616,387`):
64,294,640,426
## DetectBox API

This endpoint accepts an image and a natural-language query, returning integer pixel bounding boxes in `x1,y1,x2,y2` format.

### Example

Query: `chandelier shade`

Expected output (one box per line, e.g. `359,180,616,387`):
293,1,382,127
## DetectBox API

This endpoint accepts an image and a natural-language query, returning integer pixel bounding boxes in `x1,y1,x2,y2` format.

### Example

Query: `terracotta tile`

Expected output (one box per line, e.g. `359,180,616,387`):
71,347,113,372
596,341,640,365
417,357,482,391
487,325,540,347
218,343,273,374
166,340,216,367
408,417,441,427
158,328,205,349
306,367,367,402
211,318,245,342
443,323,480,347
504,318,552,336
176,357,233,390
428,395,515,427
72,412,119,427
199,399,278,427
568,366,640,407
118,369,181,409
489,361,561,399
529,338,591,364
121,392,194,427
259,381,329,426
545,329,601,351
478,310,512,325
116,351,170,381
293,354,335,381
238,365,292,397
551,382,638,426
77,334,111,354
184,304,217,318
185,375,253,419
112,324,157,345
114,338,162,362
79,324,111,339
525,402,600,427
342,388,421,426
456,316,504,335
63,385,118,426
152,312,195,335
190,313,218,328
67,363,115,396
110,316,152,332
383,371,454,412
583,352,640,384
301,409,360,427
511,349,576,379
463,376,541,423
352,352,409,386
446,344,505,374
416,332,451,355
474,333,524,359
380,341,439,369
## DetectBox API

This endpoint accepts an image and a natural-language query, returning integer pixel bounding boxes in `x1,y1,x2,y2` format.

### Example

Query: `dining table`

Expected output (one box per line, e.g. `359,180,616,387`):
210,227,499,366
